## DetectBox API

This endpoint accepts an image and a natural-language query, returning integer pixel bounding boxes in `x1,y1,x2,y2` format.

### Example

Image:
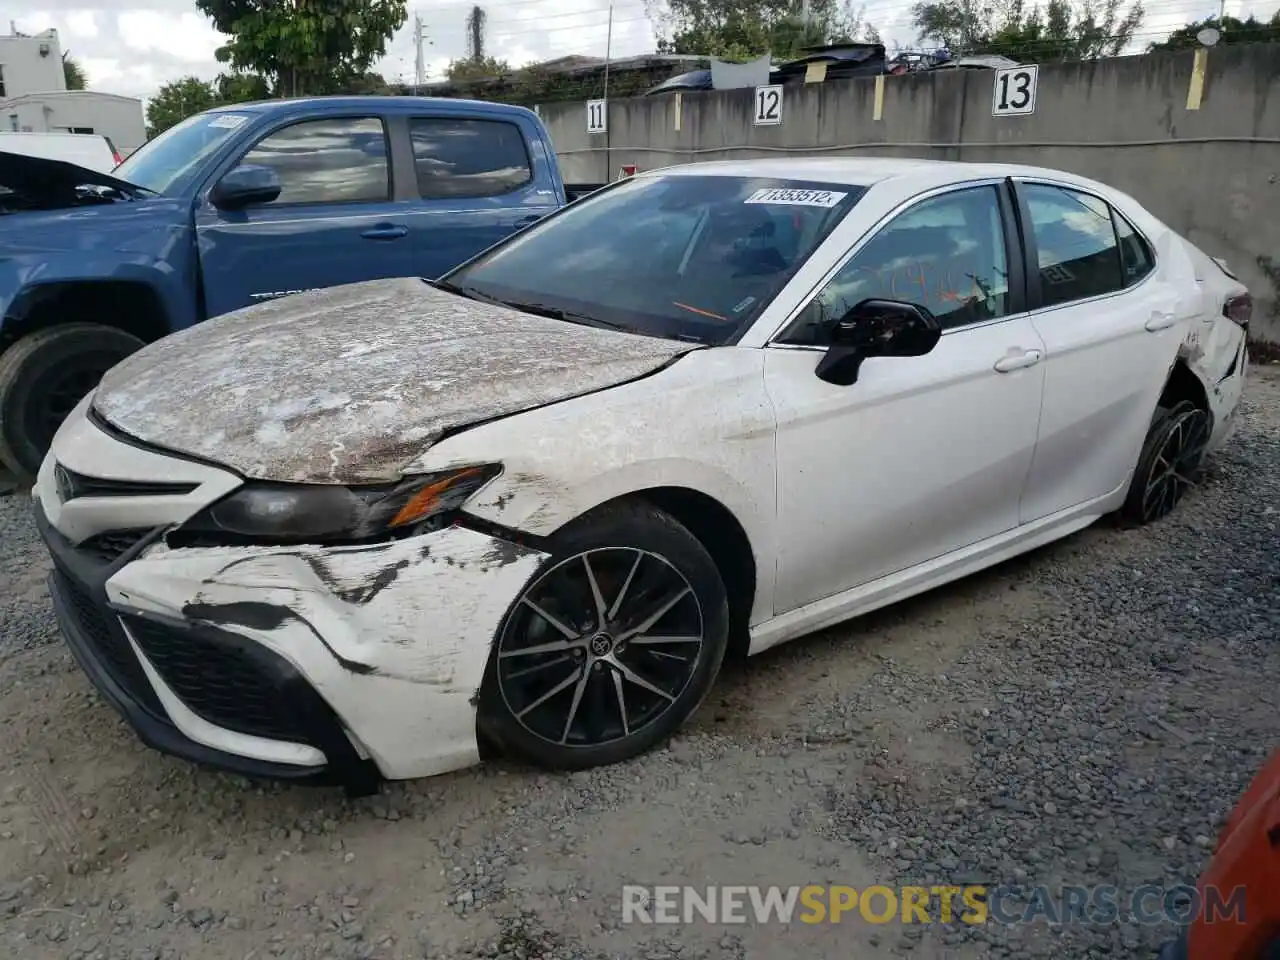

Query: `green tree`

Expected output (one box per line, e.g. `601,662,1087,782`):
1149,13,1280,51
447,56,511,82
646,0,880,60
214,71,271,103
194,0,408,96
911,0,1142,61
146,77,219,137
62,54,88,90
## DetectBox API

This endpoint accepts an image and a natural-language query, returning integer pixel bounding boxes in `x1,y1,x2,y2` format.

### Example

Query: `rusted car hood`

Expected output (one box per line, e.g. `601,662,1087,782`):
93,277,695,484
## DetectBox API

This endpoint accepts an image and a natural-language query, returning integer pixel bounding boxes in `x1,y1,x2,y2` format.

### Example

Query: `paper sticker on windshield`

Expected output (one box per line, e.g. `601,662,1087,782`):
744,188,847,208
208,114,248,129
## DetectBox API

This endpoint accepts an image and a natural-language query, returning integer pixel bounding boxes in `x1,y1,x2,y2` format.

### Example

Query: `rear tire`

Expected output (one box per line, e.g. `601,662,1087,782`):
0,324,144,480
478,501,729,771
1119,400,1211,525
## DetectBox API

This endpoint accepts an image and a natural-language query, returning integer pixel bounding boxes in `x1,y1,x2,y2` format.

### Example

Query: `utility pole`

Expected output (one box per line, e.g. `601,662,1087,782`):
413,11,425,94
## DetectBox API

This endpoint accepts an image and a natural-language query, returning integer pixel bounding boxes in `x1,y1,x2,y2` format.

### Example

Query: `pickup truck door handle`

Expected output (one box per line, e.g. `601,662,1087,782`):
515,214,542,227
1145,311,1178,332
361,224,409,241
993,349,1043,373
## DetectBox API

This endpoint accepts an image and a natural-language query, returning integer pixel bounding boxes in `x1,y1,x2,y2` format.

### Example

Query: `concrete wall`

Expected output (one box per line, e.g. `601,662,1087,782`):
540,45,1280,345
0,29,66,98
3,91,147,153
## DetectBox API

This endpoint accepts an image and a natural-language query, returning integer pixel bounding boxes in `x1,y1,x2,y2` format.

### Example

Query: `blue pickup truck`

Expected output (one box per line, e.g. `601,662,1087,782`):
0,95,600,481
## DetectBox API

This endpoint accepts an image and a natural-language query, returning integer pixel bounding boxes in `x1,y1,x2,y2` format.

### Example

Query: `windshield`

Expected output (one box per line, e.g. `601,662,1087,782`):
115,111,256,195
443,174,866,345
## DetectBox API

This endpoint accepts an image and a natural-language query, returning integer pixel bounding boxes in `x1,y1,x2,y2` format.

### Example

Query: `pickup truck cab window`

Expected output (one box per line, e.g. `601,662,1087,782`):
409,117,532,199
443,175,864,345
240,117,389,205
779,185,1011,345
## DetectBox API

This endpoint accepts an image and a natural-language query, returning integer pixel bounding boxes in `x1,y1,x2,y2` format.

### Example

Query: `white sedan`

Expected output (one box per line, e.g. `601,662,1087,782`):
33,158,1250,795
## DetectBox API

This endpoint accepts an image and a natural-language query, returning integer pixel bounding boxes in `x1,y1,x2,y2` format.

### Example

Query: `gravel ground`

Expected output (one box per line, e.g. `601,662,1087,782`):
0,367,1276,960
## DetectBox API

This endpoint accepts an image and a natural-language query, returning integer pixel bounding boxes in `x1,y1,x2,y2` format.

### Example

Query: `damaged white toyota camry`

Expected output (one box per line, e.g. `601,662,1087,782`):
35,158,1250,795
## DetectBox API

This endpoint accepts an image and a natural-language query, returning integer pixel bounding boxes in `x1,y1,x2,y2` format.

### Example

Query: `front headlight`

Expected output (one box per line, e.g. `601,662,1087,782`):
175,464,502,545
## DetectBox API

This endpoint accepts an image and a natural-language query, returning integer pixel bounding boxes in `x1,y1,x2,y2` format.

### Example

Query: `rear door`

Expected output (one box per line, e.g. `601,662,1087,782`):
1012,179,1191,522
195,114,417,317
399,114,562,280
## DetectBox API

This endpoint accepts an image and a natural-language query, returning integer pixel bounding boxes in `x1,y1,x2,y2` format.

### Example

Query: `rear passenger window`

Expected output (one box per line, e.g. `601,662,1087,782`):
1113,211,1154,286
1023,183,1123,308
241,117,389,204
410,118,532,199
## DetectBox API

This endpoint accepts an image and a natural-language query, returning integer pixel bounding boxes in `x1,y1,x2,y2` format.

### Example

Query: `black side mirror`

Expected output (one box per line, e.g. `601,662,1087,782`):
814,299,942,386
209,164,282,210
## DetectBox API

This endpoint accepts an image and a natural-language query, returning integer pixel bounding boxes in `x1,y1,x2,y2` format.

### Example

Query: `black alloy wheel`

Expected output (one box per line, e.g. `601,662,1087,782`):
1121,400,1211,525
479,502,729,770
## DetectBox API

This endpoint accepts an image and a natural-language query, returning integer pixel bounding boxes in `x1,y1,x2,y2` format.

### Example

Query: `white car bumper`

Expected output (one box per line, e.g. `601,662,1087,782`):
35,398,547,793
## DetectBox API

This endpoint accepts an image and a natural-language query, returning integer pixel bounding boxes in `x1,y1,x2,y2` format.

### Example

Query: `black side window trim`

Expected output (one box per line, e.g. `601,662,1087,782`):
1111,207,1155,288
228,114,393,208
407,115,535,200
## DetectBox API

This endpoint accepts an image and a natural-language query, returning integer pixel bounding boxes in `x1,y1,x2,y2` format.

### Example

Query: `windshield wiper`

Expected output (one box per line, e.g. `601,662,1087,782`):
513,302,630,332
430,282,630,333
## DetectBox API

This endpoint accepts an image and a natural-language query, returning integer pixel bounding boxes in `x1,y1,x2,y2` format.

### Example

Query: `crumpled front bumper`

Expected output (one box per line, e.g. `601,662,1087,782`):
37,496,548,793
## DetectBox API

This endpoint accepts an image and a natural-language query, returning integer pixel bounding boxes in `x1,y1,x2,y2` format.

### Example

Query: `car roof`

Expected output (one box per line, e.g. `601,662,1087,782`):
204,95,537,121
642,157,1103,193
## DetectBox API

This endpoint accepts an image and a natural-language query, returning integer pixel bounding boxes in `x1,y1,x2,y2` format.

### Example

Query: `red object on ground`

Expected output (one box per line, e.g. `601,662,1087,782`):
1182,747,1280,959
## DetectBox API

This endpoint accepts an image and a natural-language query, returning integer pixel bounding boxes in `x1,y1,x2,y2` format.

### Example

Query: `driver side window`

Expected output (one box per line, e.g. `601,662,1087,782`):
778,185,1011,345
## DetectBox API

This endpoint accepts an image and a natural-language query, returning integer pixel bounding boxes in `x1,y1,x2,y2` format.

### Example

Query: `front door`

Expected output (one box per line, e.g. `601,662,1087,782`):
1012,180,1191,522
195,115,417,317
765,182,1047,614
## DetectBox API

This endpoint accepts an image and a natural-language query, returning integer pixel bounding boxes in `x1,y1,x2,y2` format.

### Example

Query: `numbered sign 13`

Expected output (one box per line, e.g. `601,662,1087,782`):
992,65,1038,117
587,99,607,134
753,85,783,126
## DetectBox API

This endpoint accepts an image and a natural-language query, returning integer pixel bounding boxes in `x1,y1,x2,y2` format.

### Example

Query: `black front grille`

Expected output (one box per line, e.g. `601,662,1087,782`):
77,530,150,564
55,465,197,501
55,572,165,717
123,616,312,745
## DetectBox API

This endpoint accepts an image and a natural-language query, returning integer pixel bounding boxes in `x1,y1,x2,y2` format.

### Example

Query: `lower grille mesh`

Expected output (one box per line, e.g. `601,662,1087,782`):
123,616,312,745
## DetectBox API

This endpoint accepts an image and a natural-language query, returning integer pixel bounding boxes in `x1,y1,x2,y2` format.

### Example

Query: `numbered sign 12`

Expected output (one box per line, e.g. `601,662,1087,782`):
992,65,1038,117
587,99,607,134
753,85,783,126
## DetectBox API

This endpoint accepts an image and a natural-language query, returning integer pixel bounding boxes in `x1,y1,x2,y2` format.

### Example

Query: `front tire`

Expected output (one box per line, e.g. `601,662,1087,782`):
0,324,144,480
478,501,729,771
1119,400,1211,525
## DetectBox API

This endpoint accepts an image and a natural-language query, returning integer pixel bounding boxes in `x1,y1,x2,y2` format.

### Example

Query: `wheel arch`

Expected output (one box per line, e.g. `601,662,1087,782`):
1,280,171,353
625,486,757,663
1159,357,1211,415
535,485,759,663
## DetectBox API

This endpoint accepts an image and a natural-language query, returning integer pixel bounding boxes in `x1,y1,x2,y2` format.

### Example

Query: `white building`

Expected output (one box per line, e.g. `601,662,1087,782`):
0,26,147,155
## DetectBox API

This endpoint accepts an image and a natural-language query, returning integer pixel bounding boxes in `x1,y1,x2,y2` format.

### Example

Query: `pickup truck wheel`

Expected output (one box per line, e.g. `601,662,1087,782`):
0,324,144,480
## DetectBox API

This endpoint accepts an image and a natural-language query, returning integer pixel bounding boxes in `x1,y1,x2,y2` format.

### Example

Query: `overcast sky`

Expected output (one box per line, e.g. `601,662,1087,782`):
0,0,1265,103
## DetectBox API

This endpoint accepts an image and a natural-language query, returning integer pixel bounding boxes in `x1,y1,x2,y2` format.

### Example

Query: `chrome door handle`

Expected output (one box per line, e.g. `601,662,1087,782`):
1145,311,1177,332
993,349,1043,373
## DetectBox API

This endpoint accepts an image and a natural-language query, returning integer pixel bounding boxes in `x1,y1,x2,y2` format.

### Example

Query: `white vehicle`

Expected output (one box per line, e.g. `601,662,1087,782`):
0,131,122,173
33,158,1250,795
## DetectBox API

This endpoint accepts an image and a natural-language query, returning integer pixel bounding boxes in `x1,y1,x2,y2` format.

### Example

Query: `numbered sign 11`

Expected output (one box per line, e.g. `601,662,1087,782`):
753,84,783,126
992,65,1038,117
587,99,607,134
